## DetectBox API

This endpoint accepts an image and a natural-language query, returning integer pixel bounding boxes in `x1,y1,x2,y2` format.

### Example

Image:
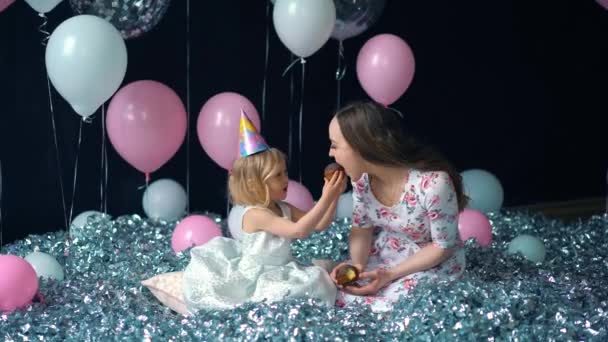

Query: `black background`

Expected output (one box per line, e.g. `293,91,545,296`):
1,0,607,244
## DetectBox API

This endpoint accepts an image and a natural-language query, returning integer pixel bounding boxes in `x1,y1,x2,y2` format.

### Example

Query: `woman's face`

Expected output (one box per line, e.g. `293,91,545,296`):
328,117,367,181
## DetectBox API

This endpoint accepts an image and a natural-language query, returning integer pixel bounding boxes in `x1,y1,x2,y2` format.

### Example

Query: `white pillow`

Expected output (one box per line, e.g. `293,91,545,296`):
141,271,189,316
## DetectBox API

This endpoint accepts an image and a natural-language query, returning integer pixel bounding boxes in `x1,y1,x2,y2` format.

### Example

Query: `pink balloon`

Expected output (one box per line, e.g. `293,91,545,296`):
0,255,39,312
597,0,608,10
197,92,261,170
356,33,415,106
458,209,492,248
0,0,14,13
285,180,314,212
171,215,222,253
107,80,187,175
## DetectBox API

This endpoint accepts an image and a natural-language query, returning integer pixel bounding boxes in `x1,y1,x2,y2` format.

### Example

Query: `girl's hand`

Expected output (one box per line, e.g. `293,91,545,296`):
321,171,345,200
337,173,347,196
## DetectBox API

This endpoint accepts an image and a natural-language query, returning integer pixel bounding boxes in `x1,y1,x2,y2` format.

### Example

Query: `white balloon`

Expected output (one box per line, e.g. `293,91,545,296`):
227,205,246,240
70,210,102,239
24,251,64,281
143,179,187,221
273,0,336,58
24,0,62,13
461,169,504,213
71,210,102,229
45,15,127,118
336,191,353,219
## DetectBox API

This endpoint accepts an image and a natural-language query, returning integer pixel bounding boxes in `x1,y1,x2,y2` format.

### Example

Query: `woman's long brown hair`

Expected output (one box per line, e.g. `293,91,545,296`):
335,101,468,211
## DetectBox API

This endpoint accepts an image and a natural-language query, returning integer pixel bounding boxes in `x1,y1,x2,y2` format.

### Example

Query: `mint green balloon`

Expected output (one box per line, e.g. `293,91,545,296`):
508,234,546,263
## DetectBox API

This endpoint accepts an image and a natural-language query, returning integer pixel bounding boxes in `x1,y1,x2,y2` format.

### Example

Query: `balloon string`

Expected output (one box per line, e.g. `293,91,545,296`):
64,119,84,260
337,40,347,80
387,105,405,119
0,160,3,248
47,75,69,229
262,0,271,122
68,120,84,235
42,13,69,229
282,57,302,77
38,13,50,46
284,56,306,181
137,173,151,191
103,114,108,214
298,59,306,183
100,104,108,214
335,40,347,109
287,53,296,171
226,172,231,218
36,293,47,305
185,0,191,214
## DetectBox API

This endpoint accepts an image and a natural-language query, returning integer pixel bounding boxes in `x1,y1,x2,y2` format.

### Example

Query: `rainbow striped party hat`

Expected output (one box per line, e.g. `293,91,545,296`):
238,109,269,158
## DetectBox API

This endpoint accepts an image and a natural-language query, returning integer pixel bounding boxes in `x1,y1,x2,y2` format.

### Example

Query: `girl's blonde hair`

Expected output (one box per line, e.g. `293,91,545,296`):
228,148,286,207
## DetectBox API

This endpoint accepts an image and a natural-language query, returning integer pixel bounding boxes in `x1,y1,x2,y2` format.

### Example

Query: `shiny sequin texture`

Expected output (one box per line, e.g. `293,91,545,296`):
70,0,170,39
1,210,607,340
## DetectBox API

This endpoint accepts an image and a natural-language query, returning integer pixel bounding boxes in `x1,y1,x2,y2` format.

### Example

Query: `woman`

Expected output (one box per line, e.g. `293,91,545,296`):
328,101,467,312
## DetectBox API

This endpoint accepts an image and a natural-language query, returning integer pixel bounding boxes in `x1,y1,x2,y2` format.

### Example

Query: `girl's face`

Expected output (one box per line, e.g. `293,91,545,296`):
328,117,367,181
266,159,289,201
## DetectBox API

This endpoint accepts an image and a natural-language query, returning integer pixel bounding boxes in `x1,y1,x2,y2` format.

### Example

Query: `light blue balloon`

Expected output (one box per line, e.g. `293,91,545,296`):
508,234,546,263
71,210,103,240
24,251,64,281
143,179,187,221
335,191,353,219
461,169,504,213
72,210,102,229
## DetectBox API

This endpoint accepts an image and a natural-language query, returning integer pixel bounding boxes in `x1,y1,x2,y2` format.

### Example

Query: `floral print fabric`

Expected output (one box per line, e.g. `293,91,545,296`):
337,170,466,312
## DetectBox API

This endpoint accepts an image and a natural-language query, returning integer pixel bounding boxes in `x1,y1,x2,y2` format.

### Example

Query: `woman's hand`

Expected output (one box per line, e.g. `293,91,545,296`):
342,268,393,296
329,262,364,289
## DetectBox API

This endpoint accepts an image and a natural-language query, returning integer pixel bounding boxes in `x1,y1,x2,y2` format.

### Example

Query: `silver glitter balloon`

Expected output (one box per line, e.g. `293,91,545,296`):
70,0,171,39
331,0,386,41
1,210,607,340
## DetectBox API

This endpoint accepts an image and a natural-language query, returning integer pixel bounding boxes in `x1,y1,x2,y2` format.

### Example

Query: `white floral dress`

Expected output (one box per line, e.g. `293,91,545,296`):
336,170,466,312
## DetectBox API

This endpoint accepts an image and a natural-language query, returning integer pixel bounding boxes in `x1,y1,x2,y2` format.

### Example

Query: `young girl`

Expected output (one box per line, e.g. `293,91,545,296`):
183,110,345,313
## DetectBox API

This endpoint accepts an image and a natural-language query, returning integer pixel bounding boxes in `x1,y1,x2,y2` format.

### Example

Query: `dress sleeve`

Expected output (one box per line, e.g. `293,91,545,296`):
351,176,372,229
422,171,460,249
